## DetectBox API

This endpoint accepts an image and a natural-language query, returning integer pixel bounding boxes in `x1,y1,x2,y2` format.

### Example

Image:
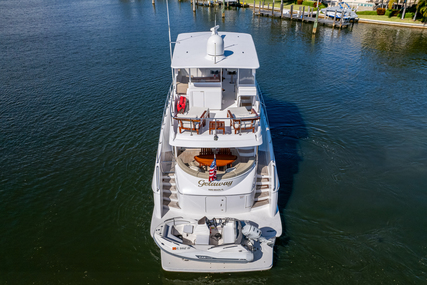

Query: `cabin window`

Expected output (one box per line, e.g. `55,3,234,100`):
238,69,255,85
190,68,221,82
176,68,190,83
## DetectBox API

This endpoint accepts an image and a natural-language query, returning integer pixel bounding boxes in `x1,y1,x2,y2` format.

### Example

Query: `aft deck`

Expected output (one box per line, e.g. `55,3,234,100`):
176,147,255,179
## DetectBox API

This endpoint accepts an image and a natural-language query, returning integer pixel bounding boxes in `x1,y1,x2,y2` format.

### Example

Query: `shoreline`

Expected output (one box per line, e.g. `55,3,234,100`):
357,18,427,29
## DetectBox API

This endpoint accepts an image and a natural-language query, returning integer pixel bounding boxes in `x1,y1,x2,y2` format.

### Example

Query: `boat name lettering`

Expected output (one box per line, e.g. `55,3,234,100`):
198,180,233,187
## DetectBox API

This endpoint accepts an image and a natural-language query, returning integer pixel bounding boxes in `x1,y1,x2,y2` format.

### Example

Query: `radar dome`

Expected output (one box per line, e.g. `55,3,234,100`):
207,25,224,57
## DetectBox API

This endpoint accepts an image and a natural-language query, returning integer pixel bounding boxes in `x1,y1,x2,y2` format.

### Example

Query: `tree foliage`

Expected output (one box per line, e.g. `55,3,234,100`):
388,0,396,10
417,0,427,21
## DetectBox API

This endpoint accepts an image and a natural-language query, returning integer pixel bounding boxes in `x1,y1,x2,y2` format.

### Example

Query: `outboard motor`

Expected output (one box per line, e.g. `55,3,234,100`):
242,224,273,246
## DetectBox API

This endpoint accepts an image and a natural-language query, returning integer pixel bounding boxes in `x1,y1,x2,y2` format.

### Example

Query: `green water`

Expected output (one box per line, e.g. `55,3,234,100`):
1,0,427,284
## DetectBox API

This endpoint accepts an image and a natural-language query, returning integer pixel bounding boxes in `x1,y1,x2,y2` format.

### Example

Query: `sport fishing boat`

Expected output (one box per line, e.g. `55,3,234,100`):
150,25,282,273
321,1,358,21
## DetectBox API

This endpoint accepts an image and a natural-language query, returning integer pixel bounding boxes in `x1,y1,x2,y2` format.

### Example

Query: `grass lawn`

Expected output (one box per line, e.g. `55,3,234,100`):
357,14,425,24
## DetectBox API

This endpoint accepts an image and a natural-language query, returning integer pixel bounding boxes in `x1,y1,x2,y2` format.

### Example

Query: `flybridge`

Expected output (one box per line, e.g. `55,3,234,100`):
167,26,263,147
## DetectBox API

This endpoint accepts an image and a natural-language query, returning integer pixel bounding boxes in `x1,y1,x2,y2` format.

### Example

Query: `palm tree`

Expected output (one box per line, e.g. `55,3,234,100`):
417,0,427,24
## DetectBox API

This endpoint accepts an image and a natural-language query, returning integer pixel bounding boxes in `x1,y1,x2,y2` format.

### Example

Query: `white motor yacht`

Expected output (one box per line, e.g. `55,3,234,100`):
150,26,282,273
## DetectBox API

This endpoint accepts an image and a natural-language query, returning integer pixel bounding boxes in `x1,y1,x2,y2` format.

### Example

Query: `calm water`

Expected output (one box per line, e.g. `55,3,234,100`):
1,0,427,284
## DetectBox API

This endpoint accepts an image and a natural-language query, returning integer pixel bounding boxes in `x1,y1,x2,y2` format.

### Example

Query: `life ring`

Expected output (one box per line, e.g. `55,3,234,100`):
177,96,187,114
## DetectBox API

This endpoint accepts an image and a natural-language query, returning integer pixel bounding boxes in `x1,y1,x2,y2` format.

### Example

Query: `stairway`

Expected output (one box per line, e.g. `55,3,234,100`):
253,156,271,209
161,161,180,209
239,95,253,111
252,174,271,208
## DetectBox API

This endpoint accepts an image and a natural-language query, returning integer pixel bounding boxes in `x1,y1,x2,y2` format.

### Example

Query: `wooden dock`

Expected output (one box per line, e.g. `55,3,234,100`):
192,0,355,29
254,5,353,29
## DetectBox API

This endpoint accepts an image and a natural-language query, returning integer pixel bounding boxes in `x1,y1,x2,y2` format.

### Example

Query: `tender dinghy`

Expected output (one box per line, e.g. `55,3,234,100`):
154,217,267,263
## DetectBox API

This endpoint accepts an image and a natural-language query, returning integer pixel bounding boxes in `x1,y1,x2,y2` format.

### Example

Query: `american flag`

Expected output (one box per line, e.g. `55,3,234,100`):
209,156,217,182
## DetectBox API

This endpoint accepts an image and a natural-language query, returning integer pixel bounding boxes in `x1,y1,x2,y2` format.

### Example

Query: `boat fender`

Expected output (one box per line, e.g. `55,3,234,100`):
177,96,187,114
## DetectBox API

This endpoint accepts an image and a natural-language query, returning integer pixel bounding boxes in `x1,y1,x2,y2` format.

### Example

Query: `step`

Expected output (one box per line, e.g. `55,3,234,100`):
257,174,270,179
256,184,269,190
163,200,181,209
163,191,178,201
163,184,176,192
162,175,175,181
252,199,269,208
162,181,176,187
254,191,269,201
162,163,175,174
256,180,270,186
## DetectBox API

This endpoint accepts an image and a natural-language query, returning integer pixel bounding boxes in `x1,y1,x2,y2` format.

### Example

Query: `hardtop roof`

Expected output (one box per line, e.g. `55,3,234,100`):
171,31,260,69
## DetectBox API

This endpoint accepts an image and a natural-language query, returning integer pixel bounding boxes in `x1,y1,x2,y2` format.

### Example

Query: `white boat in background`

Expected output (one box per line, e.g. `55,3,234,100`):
321,2,359,20
150,25,282,273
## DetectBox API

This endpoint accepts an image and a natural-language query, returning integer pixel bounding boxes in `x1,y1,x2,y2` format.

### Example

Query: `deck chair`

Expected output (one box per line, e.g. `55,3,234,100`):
175,106,209,134
227,107,259,134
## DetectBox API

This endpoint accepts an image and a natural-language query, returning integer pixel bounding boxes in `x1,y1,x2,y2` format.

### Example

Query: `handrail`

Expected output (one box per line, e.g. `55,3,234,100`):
256,82,271,130
173,108,260,125
256,82,280,216
155,84,173,192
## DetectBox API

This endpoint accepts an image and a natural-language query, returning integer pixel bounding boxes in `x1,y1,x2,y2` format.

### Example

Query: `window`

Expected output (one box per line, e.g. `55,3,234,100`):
239,69,254,85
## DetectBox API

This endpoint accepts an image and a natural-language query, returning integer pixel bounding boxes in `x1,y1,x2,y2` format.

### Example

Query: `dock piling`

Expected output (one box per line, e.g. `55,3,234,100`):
222,0,225,18
333,10,337,28
271,1,274,16
312,7,319,34
280,0,283,18
290,5,293,20
253,0,256,16
302,6,305,21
